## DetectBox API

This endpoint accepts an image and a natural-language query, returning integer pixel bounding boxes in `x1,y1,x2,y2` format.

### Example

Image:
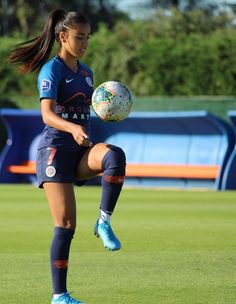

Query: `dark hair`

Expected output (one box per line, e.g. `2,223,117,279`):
8,9,89,74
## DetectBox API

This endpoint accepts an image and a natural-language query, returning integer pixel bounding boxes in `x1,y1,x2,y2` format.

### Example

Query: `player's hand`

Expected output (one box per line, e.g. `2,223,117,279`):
71,125,92,147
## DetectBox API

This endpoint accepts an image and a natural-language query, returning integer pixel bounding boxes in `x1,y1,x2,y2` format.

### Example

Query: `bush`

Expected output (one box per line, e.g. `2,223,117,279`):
84,21,236,96
0,37,37,99
1,10,236,106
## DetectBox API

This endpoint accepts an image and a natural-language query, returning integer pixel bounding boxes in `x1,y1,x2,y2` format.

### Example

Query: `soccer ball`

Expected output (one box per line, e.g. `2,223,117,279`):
91,81,133,122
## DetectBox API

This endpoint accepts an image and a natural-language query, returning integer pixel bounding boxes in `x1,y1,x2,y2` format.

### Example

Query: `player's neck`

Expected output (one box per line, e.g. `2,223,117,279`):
57,52,78,73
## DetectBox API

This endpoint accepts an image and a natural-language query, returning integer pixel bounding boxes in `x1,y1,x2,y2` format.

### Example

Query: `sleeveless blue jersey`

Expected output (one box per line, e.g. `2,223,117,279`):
37,56,94,151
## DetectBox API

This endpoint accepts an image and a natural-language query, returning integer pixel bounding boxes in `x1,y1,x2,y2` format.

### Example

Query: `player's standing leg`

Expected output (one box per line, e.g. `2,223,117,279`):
43,183,85,304
77,143,126,251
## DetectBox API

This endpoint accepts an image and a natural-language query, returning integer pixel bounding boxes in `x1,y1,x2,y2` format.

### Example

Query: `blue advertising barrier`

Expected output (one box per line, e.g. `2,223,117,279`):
0,109,44,183
221,111,236,190
0,108,235,189
91,111,235,189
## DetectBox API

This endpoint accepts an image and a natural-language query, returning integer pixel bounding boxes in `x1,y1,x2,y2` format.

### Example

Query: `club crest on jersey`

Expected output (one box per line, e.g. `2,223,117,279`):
86,77,93,87
46,165,56,177
41,79,51,91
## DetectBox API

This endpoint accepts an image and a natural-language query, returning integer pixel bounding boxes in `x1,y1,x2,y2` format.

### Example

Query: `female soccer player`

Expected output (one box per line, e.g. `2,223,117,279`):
9,9,126,304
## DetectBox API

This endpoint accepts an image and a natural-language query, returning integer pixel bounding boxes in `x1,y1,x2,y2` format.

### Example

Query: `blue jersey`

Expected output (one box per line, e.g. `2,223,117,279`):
37,55,94,151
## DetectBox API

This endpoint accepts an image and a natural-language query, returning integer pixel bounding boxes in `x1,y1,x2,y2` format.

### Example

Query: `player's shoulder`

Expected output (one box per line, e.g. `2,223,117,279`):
39,56,63,79
79,62,93,77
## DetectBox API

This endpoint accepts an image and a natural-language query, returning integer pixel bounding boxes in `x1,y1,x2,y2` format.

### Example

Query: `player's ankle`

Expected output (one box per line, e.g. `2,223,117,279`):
98,209,111,224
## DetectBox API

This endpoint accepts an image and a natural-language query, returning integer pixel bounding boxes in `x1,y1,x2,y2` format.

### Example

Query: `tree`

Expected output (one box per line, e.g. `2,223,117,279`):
0,0,48,36
151,0,218,11
151,0,180,9
0,0,128,37
49,0,128,30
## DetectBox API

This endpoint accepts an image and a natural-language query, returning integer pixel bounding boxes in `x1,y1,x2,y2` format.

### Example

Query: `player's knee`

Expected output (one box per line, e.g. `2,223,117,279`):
112,146,126,166
59,217,76,230
102,146,126,172
54,226,75,240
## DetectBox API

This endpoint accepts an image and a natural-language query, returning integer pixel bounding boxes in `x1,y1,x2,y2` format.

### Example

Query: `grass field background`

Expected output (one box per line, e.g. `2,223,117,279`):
0,185,236,303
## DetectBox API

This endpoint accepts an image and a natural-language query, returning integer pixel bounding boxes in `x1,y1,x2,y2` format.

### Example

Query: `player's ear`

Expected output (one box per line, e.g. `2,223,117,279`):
59,31,67,43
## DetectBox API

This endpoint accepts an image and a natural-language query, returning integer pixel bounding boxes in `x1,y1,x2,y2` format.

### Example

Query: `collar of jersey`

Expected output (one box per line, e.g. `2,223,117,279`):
56,55,80,74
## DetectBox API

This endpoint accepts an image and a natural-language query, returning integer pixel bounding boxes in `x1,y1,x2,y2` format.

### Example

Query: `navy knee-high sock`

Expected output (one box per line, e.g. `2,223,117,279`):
50,227,75,294
100,146,126,215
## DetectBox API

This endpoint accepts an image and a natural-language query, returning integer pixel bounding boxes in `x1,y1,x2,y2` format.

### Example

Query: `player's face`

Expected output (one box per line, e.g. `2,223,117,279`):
61,23,91,59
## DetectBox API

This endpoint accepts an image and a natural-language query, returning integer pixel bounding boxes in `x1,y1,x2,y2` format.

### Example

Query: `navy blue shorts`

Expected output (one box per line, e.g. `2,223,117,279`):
36,146,88,188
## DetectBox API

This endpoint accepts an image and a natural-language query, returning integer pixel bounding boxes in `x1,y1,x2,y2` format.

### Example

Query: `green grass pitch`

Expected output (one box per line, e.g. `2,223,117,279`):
0,185,236,304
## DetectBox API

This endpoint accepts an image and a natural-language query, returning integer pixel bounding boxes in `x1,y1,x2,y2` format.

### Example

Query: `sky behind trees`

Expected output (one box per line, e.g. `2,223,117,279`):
116,0,236,18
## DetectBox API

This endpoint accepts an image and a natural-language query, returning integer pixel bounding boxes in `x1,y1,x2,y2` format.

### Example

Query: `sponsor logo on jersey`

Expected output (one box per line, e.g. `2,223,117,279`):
86,77,93,87
61,113,90,120
66,78,74,83
41,79,51,91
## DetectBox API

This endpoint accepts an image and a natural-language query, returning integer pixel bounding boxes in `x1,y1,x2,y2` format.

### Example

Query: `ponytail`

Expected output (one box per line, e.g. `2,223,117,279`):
8,9,66,73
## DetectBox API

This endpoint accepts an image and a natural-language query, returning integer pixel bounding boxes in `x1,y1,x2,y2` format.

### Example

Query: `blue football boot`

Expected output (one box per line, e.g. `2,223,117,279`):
51,292,85,304
94,220,121,251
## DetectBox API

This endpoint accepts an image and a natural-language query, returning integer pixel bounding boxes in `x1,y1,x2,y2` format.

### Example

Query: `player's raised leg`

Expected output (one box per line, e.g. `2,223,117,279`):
76,143,126,251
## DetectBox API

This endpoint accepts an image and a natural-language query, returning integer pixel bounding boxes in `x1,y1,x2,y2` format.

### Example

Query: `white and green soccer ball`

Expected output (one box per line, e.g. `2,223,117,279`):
91,81,133,122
